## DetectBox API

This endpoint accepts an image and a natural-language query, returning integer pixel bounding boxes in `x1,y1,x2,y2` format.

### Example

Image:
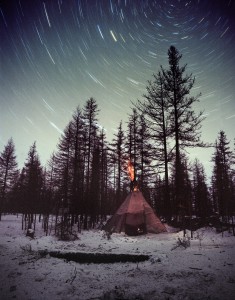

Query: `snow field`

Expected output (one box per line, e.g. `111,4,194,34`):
0,215,235,299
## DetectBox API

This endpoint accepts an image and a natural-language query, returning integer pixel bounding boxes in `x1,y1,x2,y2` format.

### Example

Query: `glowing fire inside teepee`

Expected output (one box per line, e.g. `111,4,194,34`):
127,160,135,182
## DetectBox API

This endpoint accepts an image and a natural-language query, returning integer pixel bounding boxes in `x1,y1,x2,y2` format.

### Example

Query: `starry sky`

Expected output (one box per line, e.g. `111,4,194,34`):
1,0,235,178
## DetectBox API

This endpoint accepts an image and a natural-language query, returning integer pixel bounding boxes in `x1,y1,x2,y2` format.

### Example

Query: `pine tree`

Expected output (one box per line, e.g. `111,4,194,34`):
136,71,171,218
137,113,152,194
50,100,106,230
70,107,86,222
192,159,210,218
99,128,109,217
110,121,127,208
162,45,206,216
89,139,100,227
212,131,233,222
14,168,27,214
231,139,235,215
0,138,18,219
154,175,165,216
83,98,99,189
83,98,99,228
170,155,193,219
22,142,43,229
46,152,57,214
54,122,73,211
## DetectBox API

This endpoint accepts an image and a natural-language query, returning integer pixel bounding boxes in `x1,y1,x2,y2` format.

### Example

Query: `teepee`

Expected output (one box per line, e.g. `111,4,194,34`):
103,190,167,236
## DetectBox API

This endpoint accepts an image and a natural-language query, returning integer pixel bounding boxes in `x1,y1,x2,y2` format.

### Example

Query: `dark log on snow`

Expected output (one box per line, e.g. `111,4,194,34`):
39,250,149,264
189,267,202,271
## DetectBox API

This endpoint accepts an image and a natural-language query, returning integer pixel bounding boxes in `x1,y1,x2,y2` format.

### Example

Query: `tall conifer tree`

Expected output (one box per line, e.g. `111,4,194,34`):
163,46,206,215
0,138,18,219
212,131,233,221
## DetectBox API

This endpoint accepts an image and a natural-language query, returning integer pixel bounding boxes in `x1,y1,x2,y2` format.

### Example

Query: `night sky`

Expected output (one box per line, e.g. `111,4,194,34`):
1,0,235,177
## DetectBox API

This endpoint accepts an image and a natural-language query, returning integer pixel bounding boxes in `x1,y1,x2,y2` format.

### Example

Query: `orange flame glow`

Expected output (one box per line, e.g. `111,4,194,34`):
127,160,135,181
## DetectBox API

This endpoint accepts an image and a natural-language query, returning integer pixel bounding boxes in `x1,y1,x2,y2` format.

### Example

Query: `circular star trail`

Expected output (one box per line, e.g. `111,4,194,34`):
1,0,235,176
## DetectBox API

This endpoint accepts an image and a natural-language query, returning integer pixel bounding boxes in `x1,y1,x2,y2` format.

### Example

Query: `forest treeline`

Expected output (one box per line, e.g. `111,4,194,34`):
0,46,235,231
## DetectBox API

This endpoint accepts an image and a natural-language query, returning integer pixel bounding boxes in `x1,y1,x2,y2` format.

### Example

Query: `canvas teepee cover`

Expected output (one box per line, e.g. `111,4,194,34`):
103,191,166,235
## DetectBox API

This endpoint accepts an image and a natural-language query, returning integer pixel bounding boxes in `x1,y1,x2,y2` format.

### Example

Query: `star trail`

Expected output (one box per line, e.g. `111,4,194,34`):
1,0,235,176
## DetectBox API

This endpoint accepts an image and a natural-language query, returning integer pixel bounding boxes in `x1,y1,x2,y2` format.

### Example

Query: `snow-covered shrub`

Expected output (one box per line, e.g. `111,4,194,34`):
171,236,191,250
195,229,205,248
55,220,78,241
102,230,112,240
26,228,35,239
20,243,32,253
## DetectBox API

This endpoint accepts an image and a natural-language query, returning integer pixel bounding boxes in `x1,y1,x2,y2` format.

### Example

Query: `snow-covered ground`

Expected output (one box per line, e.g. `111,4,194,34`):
0,215,235,300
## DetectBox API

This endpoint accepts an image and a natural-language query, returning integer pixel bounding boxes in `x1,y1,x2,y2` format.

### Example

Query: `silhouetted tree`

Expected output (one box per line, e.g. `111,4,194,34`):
0,138,18,219
99,128,109,217
52,115,86,234
136,113,152,195
83,97,99,228
22,142,43,229
70,107,86,223
192,159,210,218
89,140,100,227
153,175,165,216
136,71,172,218
211,131,233,222
54,122,73,211
110,121,127,208
46,152,57,213
170,155,193,219
231,139,235,214
162,45,206,216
